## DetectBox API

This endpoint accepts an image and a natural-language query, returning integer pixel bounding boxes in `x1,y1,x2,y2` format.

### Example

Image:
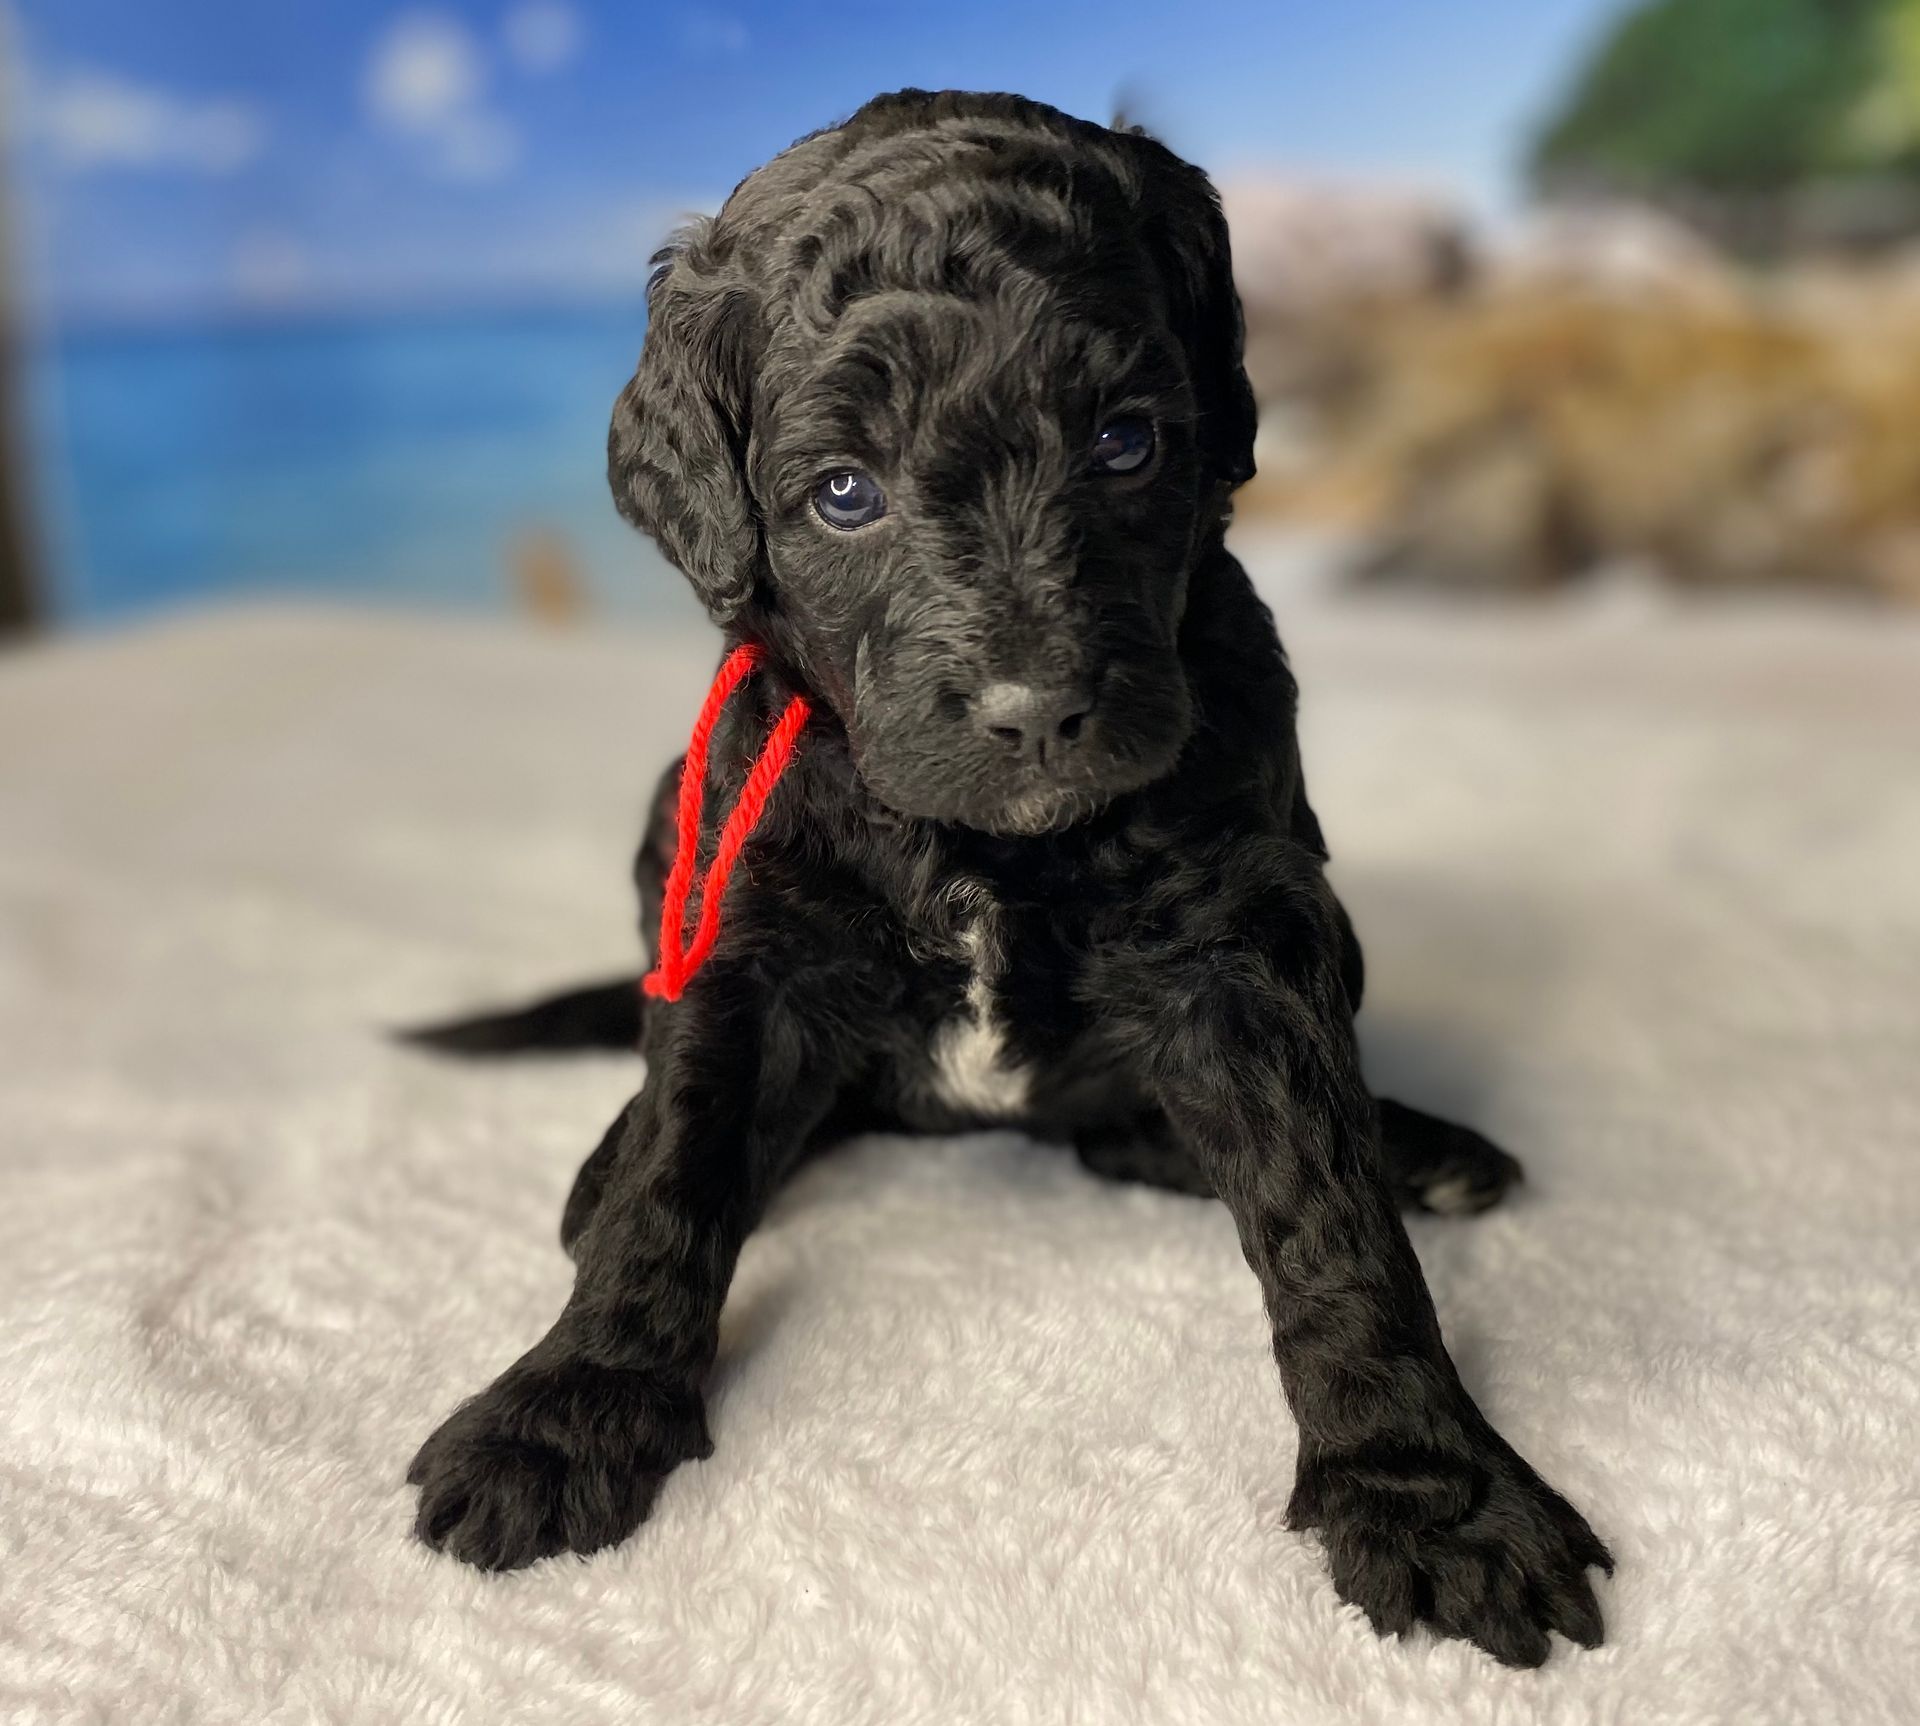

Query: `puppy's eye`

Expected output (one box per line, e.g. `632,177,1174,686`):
813,470,887,530
1092,417,1155,475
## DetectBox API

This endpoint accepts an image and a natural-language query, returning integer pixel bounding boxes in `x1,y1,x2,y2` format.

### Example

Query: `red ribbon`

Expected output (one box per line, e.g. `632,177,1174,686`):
642,645,811,1003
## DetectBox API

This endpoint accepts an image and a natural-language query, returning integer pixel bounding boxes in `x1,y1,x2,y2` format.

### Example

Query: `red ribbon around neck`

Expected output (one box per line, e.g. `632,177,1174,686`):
642,644,811,1004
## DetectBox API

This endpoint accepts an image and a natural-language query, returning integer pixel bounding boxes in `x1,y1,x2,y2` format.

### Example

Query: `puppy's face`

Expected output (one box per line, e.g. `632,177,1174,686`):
611,93,1257,836
751,286,1204,834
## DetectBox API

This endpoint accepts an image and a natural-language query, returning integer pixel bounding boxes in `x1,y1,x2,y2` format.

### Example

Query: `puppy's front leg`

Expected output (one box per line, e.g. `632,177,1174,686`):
409,962,845,1571
1112,865,1611,1666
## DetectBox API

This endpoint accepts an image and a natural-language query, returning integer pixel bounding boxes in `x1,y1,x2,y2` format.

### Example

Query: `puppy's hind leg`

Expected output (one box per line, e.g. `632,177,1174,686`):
1376,1098,1524,1216
1075,1112,1215,1198
1074,1104,1521,1217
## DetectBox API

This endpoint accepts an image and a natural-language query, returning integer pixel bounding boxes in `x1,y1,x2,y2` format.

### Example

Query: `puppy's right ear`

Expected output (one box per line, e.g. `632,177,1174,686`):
608,233,763,623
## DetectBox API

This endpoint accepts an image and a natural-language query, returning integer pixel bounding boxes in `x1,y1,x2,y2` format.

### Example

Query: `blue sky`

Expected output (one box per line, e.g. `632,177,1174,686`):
5,0,1629,324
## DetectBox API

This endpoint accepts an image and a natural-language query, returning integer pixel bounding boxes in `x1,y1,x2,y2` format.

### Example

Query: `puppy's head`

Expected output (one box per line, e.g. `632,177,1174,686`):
610,90,1256,835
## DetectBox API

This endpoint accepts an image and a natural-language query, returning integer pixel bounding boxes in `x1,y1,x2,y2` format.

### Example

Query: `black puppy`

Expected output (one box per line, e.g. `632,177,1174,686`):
407,89,1611,1667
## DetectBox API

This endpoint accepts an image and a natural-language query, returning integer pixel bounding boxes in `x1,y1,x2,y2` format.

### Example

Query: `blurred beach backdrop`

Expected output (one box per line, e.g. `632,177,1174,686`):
9,0,1920,627
33,308,677,621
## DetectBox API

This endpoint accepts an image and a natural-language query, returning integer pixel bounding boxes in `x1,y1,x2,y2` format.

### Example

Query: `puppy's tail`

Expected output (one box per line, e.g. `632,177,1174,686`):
396,976,644,1058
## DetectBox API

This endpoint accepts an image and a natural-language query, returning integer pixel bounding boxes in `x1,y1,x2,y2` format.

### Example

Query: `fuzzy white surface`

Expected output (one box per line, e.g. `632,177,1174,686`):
2,576,1917,1725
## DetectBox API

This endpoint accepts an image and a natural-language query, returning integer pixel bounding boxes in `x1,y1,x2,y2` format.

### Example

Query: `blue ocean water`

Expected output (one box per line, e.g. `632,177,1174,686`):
28,307,698,627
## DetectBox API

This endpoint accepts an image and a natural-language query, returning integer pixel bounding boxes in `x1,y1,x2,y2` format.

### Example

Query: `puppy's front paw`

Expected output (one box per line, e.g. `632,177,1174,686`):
1291,1430,1612,1667
408,1355,711,1571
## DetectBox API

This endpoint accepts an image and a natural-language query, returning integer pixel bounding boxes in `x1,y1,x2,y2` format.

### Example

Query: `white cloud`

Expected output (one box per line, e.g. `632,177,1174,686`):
365,12,483,133
363,10,517,182
29,70,264,174
502,1,580,74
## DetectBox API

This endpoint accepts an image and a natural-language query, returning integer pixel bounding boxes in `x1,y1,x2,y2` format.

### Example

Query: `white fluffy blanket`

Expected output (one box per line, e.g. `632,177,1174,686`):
3,574,1917,1725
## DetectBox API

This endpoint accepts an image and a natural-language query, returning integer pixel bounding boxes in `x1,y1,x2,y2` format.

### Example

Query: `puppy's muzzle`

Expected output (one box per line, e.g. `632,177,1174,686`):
965,679,1096,767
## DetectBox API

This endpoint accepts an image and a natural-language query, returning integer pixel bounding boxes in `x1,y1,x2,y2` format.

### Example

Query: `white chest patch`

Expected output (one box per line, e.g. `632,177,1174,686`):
926,895,1032,1119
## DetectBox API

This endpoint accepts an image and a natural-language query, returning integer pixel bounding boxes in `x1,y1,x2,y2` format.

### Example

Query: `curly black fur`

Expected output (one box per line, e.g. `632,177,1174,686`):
406,89,1609,1666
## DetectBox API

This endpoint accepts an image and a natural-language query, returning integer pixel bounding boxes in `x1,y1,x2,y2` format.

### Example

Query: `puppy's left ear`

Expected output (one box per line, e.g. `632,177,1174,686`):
1129,147,1259,489
608,229,765,624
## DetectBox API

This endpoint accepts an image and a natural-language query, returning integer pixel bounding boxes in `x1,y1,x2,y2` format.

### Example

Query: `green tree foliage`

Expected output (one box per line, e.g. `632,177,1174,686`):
1532,0,1920,191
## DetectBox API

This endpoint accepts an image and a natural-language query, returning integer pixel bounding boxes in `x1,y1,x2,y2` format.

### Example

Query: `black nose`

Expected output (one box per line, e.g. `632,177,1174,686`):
969,681,1095,760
